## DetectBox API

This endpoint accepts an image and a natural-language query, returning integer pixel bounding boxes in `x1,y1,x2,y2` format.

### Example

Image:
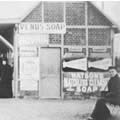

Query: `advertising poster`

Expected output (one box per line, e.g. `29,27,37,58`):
19,57,39,90
20,57,39,80
64,72,110,93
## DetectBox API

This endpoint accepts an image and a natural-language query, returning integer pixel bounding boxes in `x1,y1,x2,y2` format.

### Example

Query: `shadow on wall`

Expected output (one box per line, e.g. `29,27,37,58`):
115,57,120,73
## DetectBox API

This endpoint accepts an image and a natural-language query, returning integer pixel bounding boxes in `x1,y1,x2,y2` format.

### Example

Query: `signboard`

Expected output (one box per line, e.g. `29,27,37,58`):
64,72,110,93
63,53,85,60
89,48,111,58
18,34,49,46
89,53,111,58
68,47,83,52
19,46,38,57
19,57,39,80
63,58,87,71
92,48,107,52
88,58,112,70
19,23,66,34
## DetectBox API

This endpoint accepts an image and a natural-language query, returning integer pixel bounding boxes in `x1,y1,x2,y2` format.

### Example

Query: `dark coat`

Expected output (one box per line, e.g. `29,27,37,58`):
108,74,120,97
91,74,120,120
0,64,13,98
101,74,120,105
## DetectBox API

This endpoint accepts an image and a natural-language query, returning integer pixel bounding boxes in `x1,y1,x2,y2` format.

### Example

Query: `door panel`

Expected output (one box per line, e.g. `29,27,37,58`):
40,48,60,98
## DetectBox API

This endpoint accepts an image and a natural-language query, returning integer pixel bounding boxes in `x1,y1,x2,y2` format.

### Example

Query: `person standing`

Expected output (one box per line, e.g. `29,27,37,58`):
88,66,120,120
0,58,13,98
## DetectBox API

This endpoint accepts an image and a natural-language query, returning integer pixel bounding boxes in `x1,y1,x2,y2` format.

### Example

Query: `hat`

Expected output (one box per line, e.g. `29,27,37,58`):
108,66,117,70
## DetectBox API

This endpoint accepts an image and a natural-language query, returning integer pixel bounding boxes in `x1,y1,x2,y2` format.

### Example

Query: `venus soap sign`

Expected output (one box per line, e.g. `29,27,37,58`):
18,23,66,34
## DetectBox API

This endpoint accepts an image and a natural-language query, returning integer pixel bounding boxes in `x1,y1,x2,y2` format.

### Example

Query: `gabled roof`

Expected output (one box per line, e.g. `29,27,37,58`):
20,2,40,22
19,1,119,33
90,2,119,32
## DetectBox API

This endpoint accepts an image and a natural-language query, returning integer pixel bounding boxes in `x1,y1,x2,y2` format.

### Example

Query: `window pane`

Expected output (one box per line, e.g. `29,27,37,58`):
88,29,111,46
66,2,85,25
49,34,61,44
64,28,86,46
44,2,64,22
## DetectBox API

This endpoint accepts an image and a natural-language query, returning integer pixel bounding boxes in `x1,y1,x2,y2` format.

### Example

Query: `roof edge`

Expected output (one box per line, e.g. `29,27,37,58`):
19,1,120,33
0,18,20,24
90,2,120,33
20,2,40,22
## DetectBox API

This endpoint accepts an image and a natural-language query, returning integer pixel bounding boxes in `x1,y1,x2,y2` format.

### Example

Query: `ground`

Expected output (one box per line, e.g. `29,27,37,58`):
0,98,119,120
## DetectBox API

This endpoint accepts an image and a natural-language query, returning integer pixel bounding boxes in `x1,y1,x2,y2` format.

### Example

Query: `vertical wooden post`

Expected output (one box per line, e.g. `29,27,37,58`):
111,29,115,66
60,2,66,100
38,1,44,99
85,2,88,73
14,24,19,98
85,2,88,59
38,46,41,99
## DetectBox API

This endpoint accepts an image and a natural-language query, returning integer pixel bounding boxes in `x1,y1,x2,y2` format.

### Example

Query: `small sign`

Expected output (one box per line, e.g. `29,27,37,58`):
89,53,111,58
92,48,107,52
19,23,66,34
68,47,83,52
63,52,85,59
19,46,38,57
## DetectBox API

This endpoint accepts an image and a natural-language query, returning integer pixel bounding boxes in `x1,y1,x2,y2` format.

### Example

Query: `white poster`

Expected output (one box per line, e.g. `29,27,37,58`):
88,58,112,70
20,57,39,80
63,58,87,71
20,80,38,91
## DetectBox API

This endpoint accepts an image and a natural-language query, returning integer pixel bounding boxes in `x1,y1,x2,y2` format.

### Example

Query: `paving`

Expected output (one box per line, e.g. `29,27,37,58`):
0,98,95,120
0,98,119,120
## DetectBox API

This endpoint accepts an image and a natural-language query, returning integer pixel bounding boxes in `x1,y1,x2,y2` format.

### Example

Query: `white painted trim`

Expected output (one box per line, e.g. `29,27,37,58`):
67,26,113,29
88,46,111,48
0,35,13,51
64,45,86,48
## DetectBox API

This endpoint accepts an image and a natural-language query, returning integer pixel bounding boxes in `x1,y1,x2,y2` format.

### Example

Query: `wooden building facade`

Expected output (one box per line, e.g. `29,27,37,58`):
13,1,119,99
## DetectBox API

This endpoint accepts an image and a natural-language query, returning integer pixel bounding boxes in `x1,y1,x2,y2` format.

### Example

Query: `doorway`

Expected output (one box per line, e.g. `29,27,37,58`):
40,48,61,98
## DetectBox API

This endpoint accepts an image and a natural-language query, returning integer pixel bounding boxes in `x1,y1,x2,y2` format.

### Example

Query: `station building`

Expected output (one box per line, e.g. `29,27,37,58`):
0,1,119,99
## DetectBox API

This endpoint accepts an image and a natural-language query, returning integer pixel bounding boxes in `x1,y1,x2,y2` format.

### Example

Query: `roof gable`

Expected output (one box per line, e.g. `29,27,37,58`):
88,2,112,26
23,2,42,22
21,1,119,32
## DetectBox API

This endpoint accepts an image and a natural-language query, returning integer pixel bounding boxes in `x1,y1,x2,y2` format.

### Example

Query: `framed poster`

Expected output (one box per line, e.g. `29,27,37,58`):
19,57,39,80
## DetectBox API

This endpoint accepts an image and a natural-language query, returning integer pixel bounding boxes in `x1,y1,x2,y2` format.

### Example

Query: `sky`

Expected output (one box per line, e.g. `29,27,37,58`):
0,1,119,25
0,1,39,19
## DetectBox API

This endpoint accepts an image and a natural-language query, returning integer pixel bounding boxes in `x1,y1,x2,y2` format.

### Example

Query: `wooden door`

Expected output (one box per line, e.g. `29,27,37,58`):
40,48,60,98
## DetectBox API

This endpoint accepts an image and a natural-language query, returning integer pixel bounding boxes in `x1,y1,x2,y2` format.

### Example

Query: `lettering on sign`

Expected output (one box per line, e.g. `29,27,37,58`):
19,23,66,34
64,72,110,93
18,34,49,46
